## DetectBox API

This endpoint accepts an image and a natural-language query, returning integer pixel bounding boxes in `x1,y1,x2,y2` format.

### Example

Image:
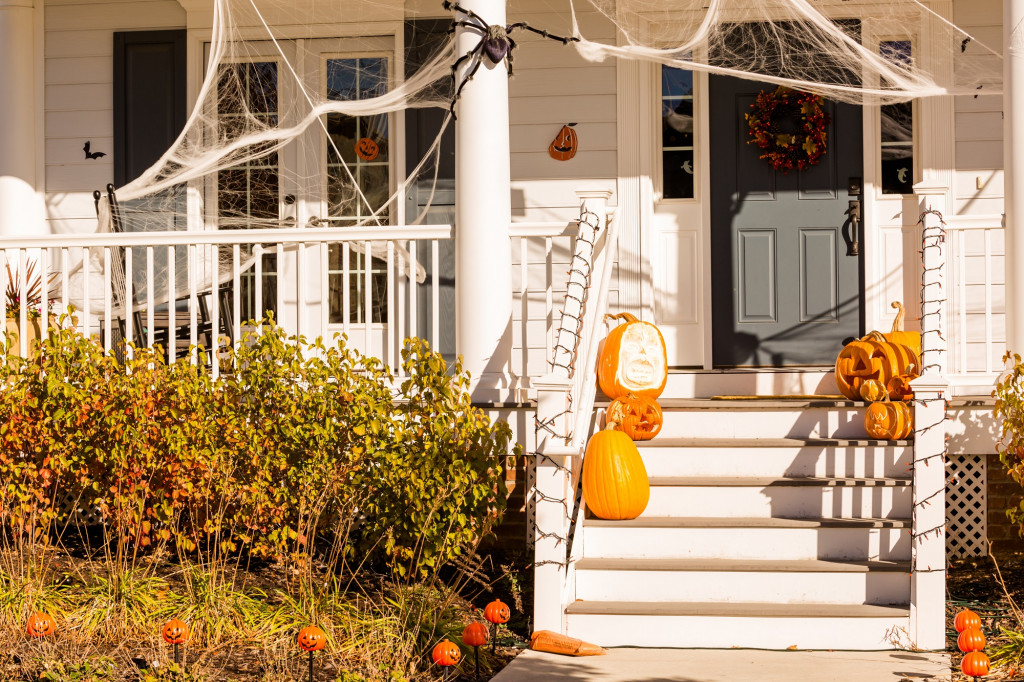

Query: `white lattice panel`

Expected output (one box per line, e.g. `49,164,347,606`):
946,455,987,558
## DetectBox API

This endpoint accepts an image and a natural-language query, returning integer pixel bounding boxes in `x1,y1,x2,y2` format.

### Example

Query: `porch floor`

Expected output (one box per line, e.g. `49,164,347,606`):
491,648,951,681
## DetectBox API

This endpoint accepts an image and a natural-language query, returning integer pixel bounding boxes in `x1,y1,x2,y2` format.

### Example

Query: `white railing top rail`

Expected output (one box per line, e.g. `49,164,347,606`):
942,214,1004,229
0,225,452,249
509,221,578,238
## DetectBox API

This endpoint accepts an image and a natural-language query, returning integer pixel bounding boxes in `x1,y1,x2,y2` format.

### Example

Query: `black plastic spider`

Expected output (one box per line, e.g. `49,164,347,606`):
443,0,578,117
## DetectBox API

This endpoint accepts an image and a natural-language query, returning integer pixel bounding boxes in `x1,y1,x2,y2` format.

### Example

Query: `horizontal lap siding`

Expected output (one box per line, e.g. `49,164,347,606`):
507,1,619,381
44,0,186,230
953,0,1004,213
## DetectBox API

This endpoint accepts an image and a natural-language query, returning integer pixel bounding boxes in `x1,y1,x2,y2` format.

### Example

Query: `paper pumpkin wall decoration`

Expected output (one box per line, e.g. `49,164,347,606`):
598,313,668,400
549,123,578,161
355,137,379,161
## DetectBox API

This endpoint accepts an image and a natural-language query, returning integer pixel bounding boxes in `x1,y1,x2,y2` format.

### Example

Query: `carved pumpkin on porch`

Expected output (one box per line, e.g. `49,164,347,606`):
834,331,918,401
887,373,916,402
864,396,913,440
608,393,663,441
886,301,921,360
598,313,667,400
548,123,578,161
858,379,888,402
582,418,650,520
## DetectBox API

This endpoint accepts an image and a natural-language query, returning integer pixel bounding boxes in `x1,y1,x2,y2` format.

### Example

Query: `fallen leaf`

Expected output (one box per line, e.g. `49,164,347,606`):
787,645,798,650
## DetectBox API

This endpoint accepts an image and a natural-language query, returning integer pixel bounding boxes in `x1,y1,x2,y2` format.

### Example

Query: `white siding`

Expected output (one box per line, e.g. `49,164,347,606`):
953,0,1004,214
43,0,186,233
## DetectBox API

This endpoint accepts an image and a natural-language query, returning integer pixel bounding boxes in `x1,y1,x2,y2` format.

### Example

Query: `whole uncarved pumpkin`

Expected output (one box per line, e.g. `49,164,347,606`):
583,422,650,520
957,627,986,653
462,622,489,647
954,609,982,633
961,651,991,678
598,313,667,400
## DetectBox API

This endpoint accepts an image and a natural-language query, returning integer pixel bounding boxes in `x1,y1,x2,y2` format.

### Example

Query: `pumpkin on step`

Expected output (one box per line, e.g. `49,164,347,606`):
864,396,913,440
859,379,888,402
598,313,667,400
887,301,922,360
887,373,915,402
608,393,663,441
835,331,918,401
583,418,650,520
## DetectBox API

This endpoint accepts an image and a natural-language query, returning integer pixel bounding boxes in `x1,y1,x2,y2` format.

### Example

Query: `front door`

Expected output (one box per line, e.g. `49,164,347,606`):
709,75,863,366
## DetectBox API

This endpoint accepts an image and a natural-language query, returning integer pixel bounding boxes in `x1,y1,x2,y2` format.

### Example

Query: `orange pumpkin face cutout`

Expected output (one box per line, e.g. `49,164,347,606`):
549,123,578,161
355,137,379,161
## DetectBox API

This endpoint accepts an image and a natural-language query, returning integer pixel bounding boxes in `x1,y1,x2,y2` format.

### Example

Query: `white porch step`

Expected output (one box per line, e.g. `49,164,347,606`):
573,557,911,605
565,601,910,649
638,438,912,479
643,476,912,519
648,399,872,439
581,516,911,561
663,368,840,399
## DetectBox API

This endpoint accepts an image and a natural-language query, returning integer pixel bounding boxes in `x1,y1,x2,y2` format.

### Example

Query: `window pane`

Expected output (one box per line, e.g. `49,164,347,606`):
661,65,694,199
880,41,913,194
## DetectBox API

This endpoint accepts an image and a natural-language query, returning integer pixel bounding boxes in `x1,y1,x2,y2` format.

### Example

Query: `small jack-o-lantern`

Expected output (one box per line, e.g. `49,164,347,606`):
432,639,461,666
355,137,379,161
25,611,56,638
549,123,578,161
598,313,668,400
161,618,189,645
297,625,327,652
608,393,663,441
462,622,489,647
483,599,511,625
864,397,913,440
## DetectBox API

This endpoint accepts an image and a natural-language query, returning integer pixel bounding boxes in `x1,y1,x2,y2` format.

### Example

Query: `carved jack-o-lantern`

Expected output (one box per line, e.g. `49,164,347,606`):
25,611,55,638
161,618,189,645
355,137,379,161
549,123,578,161
598,313,668,400
297,625,327,652
483,599,511,625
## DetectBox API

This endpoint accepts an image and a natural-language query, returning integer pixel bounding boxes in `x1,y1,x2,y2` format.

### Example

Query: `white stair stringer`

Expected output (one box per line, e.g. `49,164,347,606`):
566,398,915,650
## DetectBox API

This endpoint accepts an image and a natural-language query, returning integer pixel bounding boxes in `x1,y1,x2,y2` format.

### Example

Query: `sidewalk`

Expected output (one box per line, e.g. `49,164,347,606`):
491,648,951,681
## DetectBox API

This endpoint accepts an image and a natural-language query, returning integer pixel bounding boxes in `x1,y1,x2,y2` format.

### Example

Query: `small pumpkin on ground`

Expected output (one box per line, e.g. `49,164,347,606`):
598,313,667,400
583,412,650,520
961,651,991,678
25,611,55,638
161,618,189,645
608,393,663,441
864,395,913,440
483,599,510,625
462,622,489,647
432,639,462,666
835,331,918,401
297,625,327,652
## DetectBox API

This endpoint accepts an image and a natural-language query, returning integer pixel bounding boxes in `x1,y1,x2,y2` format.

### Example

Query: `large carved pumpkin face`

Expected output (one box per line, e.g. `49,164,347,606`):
549,124,578,161
598,314,668,400
834,332,917,401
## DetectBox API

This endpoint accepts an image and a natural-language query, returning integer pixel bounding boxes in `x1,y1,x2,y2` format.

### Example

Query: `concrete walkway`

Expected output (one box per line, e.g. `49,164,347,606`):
491,648,951,681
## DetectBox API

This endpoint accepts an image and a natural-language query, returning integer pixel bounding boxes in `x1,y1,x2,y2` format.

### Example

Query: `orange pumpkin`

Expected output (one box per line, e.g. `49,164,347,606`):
483,599,510,625
608,393,663,441
887,301,922,360
955,609,982,633
835,331,918,401
958,627,987,653
961,651,991,678
582,421,650,520
355,137,379,161
462,622,489,647
432,639,461,666
161,618,189,645
887,374,915,402
297,625,327,652
859,379,887,402
864,397,913,440
548,123,578,161
598,313,667,400
25,611,55,638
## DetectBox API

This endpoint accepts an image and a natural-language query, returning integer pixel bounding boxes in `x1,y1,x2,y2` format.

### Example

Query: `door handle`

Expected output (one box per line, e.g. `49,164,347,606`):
844,199,860,256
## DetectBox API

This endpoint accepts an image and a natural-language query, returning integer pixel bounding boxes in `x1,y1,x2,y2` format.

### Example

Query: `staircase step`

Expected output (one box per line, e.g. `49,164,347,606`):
573,557,911,604
662,368,840,399
637,439,913,479
582,517,911,561
642,478,911,518
565,601,910,649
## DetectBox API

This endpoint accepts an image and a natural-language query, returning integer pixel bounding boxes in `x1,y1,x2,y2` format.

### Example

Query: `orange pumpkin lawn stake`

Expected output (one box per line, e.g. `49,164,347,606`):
432,638,461,681
958,627,986,653
161,618,189,665
955,609,982,633
462,621,489,678
297,625,327,682
962,651,991,680
25,611,56,639
483,599,511,655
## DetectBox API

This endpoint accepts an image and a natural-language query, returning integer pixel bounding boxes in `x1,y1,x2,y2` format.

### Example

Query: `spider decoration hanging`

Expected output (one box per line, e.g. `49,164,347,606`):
443,0,579,117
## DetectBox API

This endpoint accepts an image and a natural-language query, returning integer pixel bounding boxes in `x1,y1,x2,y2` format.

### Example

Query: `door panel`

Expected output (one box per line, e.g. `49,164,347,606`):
710,74,862,367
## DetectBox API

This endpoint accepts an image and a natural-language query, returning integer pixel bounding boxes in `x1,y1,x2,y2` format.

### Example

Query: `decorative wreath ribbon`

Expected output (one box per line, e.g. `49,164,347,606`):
745,86,830,173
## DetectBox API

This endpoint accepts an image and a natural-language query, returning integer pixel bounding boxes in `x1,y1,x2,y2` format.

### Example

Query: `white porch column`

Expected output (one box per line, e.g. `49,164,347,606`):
453,0,513,400
0,0,46,237
1005,0,1024,351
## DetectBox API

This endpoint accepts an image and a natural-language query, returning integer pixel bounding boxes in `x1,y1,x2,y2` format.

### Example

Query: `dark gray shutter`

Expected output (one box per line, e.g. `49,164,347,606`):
113,30,186,187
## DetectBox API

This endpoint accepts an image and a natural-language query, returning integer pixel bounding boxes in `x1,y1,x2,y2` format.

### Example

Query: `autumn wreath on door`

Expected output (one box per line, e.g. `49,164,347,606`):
745,85,830,173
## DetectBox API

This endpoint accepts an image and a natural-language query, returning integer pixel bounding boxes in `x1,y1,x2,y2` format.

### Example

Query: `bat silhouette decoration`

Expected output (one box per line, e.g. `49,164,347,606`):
83,141,106,160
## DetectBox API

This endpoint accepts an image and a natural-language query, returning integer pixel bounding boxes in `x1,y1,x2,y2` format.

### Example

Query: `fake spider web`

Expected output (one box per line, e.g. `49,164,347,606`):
62,0,1001,318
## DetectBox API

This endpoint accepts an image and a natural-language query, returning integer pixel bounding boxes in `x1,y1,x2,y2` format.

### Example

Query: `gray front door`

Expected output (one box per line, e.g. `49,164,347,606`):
710,75,863,367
